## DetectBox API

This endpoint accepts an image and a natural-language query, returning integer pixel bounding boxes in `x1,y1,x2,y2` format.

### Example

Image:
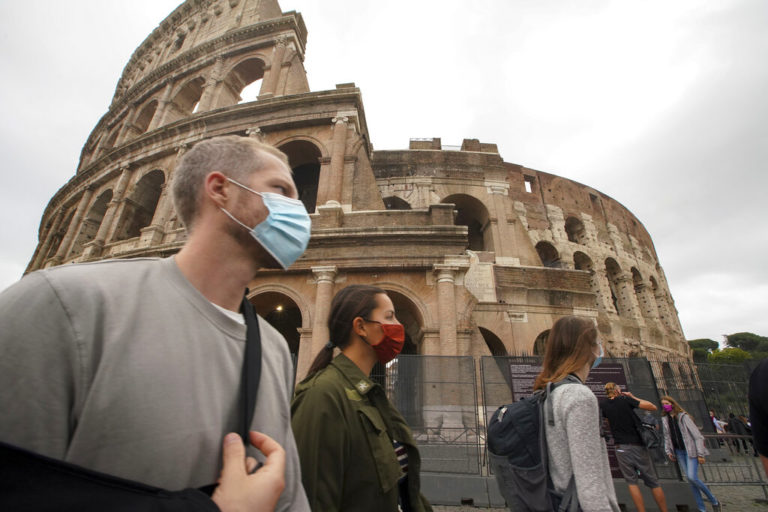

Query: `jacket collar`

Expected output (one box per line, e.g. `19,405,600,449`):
330,353,379,396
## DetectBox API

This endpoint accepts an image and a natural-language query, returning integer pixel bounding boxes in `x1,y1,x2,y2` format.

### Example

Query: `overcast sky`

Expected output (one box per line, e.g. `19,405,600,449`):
1,0,766,343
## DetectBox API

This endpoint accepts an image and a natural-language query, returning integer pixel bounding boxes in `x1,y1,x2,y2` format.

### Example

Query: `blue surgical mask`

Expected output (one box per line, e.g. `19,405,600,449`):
220,178,311,269
592,343,604,369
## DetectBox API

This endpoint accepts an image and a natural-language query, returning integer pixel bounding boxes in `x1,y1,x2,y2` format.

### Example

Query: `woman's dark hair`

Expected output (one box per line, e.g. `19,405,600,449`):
305,284,386,378
533,316,598,390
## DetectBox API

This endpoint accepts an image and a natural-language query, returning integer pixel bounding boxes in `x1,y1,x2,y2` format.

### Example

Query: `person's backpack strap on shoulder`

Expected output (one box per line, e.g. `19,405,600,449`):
543,375,582,512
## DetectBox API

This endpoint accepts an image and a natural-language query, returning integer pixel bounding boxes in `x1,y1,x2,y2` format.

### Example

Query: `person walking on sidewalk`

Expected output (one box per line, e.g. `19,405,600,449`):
600,383,668,512
660,396,721,512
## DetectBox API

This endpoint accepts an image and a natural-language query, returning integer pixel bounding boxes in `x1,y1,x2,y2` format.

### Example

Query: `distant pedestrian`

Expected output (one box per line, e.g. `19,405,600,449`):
600,383,668,512
748,358,768,477
727,413,749,453
660,396,721,512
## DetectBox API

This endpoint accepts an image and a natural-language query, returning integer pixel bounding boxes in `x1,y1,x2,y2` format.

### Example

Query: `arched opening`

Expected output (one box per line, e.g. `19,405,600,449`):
533,329,550,356
115,170,165,241
46,209,75,260
101,125,121,154
565,216,587,244
277,140,321,213
216,58,266,108
380,289,424,427
604,258,623,315
442,194,493,252
250,291,301,357
535,241,560,268
383,196,411,210
131,100,158,137
632,267,653,319
165,77,205,124
69,190,113,258
480,327,507,356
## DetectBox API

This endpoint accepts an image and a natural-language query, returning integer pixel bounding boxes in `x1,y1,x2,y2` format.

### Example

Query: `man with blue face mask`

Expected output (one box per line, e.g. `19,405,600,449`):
0,136,311,512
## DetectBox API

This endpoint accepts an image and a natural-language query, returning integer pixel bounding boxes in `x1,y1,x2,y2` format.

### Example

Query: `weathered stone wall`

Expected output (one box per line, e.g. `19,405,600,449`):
26,0,691,382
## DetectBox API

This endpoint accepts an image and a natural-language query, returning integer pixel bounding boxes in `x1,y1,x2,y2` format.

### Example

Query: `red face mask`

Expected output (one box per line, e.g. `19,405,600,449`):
365,320,405,364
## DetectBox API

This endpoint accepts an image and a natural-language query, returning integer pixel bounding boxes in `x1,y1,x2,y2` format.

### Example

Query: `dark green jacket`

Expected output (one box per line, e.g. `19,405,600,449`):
291,354,432,512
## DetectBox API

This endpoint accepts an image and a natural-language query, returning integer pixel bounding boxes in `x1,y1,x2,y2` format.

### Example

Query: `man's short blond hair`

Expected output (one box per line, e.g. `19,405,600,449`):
604,382,619,397
171,135,290,230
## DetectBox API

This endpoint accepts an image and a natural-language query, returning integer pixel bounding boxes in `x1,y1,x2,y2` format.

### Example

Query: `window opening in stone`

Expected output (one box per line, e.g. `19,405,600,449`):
132,100,158,137
535,241,560,268
167,78,205,124
115,170,165,241
383,196,411,210
565,216,587,244
605,258,623,315
217,58,266,108
278,140,321,214
533,330,550,356
480,327,508,356
524,175,535,193
250,291,301,358
442,194,493,252
69,190,113,258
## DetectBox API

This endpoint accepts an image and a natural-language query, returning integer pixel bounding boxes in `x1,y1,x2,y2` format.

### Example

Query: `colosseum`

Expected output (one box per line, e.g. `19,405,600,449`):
25,0,691,384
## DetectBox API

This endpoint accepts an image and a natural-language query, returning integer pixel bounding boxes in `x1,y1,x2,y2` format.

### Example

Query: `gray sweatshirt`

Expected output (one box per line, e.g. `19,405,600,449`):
0,257,309,511
545,382,620,512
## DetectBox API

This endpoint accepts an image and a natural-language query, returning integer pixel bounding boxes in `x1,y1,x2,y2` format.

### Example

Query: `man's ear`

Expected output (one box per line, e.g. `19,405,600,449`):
205,172,231,207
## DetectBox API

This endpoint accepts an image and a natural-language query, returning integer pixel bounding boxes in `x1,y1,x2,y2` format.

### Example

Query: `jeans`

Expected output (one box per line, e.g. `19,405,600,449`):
675,449,718,511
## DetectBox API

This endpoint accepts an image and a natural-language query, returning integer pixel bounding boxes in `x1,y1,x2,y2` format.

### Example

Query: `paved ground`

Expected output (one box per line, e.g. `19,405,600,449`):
433,481,768,511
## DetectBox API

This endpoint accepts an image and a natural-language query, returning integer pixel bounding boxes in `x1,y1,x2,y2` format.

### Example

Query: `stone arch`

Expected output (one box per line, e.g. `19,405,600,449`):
115,169,165,241
533,329,550,356
69,189,113,258
165,76,205,124
46,209,76,261
535,241,560,268
565,216,587,244
573,251,593,271
101,124,122,154
383,196,411,210
247,283,312,329
441,194,493,252
384,289,424,355
249,290,303,356
216,56,267,108
277,139,322,214
131,99,158,137
631,267,654,319
479,327,508,356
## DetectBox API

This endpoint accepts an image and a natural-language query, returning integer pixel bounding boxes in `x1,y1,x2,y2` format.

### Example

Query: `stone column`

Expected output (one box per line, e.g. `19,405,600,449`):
616,271,643,320
197,57,224,112
52,187,95,264
636,280,659,320
433,265,459,355
30,211,64,271
295,328,314,383
324,117,348,206
486,182,511,260
595,268,618,314
140,182,174,247
259,36,287,98
84,167,132,258
309,265,338,363
114,106,137,146
314,156,333,206
148,81,173,131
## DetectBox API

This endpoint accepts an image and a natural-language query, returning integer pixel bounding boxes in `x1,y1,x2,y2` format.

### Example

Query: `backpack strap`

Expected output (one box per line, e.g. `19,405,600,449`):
240,294,262,444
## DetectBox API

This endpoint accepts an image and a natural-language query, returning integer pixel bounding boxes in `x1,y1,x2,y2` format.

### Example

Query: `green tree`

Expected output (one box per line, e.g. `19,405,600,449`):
707,347,752,364
725,332,767,352
688,338,719,363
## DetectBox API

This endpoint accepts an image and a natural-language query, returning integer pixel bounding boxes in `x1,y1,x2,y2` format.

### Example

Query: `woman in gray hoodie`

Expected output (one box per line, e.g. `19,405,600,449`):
660,396,721,512
534,316,620,512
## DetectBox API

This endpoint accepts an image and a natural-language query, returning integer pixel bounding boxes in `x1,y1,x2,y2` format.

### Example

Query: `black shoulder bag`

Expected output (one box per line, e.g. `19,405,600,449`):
0,294,263,511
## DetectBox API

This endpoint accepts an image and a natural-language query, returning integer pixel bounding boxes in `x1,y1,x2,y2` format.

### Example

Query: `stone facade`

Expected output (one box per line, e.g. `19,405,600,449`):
26,0,691,381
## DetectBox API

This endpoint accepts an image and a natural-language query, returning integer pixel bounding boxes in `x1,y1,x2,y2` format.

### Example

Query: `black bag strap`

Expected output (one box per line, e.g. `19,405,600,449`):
240,294,262,444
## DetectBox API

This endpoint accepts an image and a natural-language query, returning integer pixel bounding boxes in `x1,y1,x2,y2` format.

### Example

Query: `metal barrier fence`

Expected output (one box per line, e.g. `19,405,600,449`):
369,353,764,495
372,355,482,474
699,434,768,498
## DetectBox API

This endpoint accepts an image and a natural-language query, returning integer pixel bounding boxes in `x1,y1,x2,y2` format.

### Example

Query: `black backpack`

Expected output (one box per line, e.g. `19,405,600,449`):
487,376,581,512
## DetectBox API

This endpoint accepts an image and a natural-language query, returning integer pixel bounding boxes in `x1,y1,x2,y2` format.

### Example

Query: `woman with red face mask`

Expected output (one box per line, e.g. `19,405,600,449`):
291,285,432,512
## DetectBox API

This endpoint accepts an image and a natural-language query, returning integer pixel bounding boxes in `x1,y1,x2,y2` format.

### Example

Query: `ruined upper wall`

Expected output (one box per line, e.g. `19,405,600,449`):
111,0,306,105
